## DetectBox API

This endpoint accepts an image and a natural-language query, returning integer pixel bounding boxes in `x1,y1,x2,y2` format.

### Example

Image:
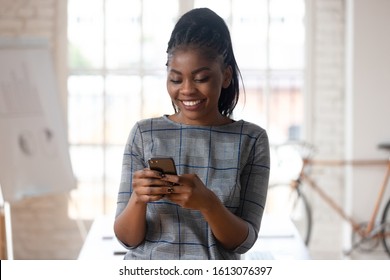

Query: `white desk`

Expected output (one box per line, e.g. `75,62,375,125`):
78,214,310,260
244,215,311,260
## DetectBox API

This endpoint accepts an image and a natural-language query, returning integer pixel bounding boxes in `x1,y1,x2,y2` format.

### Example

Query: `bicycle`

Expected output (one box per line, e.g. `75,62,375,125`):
265,141,390,257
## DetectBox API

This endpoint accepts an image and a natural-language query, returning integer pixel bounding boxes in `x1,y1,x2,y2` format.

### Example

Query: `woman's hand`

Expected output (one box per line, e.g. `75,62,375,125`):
132,169,178,203
114,168,177,247
161,173,214,211
162,173,248,250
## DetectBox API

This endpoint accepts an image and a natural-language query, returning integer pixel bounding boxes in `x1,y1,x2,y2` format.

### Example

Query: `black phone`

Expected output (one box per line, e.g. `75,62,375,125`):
148,157,177,175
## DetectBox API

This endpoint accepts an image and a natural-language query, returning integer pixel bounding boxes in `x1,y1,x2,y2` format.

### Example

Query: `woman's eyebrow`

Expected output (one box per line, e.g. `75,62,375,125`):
169,69,182,74
191,66,211,74
169,67,211,75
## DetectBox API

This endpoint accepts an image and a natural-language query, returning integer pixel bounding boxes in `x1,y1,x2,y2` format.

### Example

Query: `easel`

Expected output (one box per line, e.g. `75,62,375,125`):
0,184,13,259
0,38,84,259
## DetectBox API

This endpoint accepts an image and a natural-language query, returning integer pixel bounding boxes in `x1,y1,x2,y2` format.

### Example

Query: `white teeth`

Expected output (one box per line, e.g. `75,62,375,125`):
182,100,202,106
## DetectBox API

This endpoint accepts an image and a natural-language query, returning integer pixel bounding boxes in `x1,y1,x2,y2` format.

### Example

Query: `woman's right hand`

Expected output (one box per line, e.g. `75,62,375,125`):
115,168,168,247
132,169,174,203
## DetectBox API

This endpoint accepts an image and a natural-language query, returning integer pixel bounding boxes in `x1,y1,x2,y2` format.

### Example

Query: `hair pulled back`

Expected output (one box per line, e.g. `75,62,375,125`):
166,8,242,117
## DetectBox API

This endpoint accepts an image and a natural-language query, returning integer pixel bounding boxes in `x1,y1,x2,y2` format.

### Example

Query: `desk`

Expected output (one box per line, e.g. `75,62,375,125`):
244,215,310,260
78,214,310,260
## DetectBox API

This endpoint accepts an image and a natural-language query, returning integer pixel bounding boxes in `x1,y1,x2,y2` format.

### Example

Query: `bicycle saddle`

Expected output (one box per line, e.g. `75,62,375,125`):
378,143,390,151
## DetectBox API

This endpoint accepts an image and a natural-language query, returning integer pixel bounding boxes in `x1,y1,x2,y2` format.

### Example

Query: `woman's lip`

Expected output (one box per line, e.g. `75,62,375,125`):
180,99,205,110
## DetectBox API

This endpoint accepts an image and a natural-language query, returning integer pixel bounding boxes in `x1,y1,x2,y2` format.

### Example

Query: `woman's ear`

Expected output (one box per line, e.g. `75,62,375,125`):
222,65,233,88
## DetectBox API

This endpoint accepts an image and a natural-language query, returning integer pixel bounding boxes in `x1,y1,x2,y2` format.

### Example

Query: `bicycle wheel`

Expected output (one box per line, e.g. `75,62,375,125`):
380,198,390,257
265,183,312,245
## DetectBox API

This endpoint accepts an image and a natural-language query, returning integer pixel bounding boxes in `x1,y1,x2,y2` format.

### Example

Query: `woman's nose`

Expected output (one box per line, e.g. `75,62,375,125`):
180,79,196,94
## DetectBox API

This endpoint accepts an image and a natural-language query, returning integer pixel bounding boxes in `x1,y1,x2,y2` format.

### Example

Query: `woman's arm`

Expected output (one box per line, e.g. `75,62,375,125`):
163,173,249,250
114,169,172,247
114,193,147,247
200,189,249,250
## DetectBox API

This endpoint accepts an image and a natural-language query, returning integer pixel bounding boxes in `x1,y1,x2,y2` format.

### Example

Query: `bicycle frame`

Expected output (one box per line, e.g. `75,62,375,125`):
297,157,390,238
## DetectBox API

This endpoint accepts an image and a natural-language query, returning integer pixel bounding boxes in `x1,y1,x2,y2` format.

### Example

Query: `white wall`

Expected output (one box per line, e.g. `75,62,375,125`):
345,0,390,243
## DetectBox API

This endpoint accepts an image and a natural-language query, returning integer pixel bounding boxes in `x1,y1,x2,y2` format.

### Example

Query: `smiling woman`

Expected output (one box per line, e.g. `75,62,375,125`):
166,48,233,126
113,7,270,260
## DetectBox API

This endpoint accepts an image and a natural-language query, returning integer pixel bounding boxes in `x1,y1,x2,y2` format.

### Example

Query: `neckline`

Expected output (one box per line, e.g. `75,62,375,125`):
162,115,241,128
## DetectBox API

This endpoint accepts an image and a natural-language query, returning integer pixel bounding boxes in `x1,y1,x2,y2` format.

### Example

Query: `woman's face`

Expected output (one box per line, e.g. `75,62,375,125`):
166,47,232,126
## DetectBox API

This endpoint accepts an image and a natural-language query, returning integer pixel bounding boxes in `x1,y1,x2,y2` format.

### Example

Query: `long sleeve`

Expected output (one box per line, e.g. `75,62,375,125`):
115,123,146,218
234,129,270,254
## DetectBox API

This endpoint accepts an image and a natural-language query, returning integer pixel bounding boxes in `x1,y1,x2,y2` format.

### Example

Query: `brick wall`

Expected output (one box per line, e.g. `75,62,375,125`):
0,0,56,42
0,0,68,107
0,0,84,259
306,0,346,259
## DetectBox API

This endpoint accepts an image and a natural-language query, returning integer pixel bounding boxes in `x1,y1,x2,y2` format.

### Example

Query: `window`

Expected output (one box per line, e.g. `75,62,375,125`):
67,0,305,218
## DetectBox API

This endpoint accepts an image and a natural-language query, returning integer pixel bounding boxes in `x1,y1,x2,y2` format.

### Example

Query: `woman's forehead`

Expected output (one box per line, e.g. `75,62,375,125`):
168,46,224,67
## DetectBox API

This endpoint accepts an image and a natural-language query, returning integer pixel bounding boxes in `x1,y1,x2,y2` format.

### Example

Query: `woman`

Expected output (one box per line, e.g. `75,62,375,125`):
114,8,270,260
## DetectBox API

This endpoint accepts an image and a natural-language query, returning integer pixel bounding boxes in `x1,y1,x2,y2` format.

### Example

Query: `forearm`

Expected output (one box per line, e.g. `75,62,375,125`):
200,192,249,251
114,194,147,247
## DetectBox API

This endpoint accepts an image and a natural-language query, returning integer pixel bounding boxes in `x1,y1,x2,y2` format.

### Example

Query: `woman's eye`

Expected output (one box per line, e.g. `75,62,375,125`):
170,79,181,84
194,77,209,83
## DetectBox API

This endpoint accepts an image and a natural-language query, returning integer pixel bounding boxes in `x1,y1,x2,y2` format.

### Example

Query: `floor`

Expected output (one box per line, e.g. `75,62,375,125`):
309,247,389,260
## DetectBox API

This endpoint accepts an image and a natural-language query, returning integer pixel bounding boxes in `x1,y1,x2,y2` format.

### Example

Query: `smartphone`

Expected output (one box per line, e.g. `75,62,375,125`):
148,157,177,175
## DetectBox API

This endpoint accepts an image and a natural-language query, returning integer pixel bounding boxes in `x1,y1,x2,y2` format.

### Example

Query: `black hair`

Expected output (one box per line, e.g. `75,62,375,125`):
166,8,242,117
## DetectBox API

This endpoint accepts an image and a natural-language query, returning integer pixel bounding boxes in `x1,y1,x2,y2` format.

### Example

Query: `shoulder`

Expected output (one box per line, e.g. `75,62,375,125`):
125,117,166,141
135,116,163,127
231,120,268,139
133,116,173,131
240,120,265,132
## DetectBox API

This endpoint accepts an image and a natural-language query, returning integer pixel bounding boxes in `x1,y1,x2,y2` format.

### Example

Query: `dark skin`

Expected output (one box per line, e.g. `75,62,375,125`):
114,47,248,250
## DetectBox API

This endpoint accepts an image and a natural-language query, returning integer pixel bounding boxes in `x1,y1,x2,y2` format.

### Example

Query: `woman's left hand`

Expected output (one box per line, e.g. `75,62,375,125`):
162,174,213,211
162,173,248,250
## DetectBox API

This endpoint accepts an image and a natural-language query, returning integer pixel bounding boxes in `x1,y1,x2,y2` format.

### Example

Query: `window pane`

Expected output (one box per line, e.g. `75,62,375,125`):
68,76,104,144
143,75,173,118
69,181,104,219
232,0,268,69
68,75,104,96
68,146,104,218
143,0,179,69
268,70,303,142
269,0,305,69
105,146,124,189
69,146,104,182
235,70,303,142
68,0,104,69
106,0,142,69
234,72,267,126
104,146,124,214
105,75,142,144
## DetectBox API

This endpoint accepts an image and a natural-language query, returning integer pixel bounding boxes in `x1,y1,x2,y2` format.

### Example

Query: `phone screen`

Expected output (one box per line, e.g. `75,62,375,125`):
148,157,177,175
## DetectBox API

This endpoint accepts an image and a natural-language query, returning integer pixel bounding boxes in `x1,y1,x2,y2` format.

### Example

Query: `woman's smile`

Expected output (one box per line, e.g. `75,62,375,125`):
180,99,206,110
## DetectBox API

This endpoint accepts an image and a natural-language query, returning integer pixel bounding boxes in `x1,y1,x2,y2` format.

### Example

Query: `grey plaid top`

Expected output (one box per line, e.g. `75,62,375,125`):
116,115,270,259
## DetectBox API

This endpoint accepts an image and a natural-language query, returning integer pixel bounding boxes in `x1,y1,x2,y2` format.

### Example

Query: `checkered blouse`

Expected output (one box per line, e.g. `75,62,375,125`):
116,116,270,259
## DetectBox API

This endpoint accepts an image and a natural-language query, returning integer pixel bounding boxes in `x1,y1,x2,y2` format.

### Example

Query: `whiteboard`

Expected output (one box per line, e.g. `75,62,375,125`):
0,38,76,202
